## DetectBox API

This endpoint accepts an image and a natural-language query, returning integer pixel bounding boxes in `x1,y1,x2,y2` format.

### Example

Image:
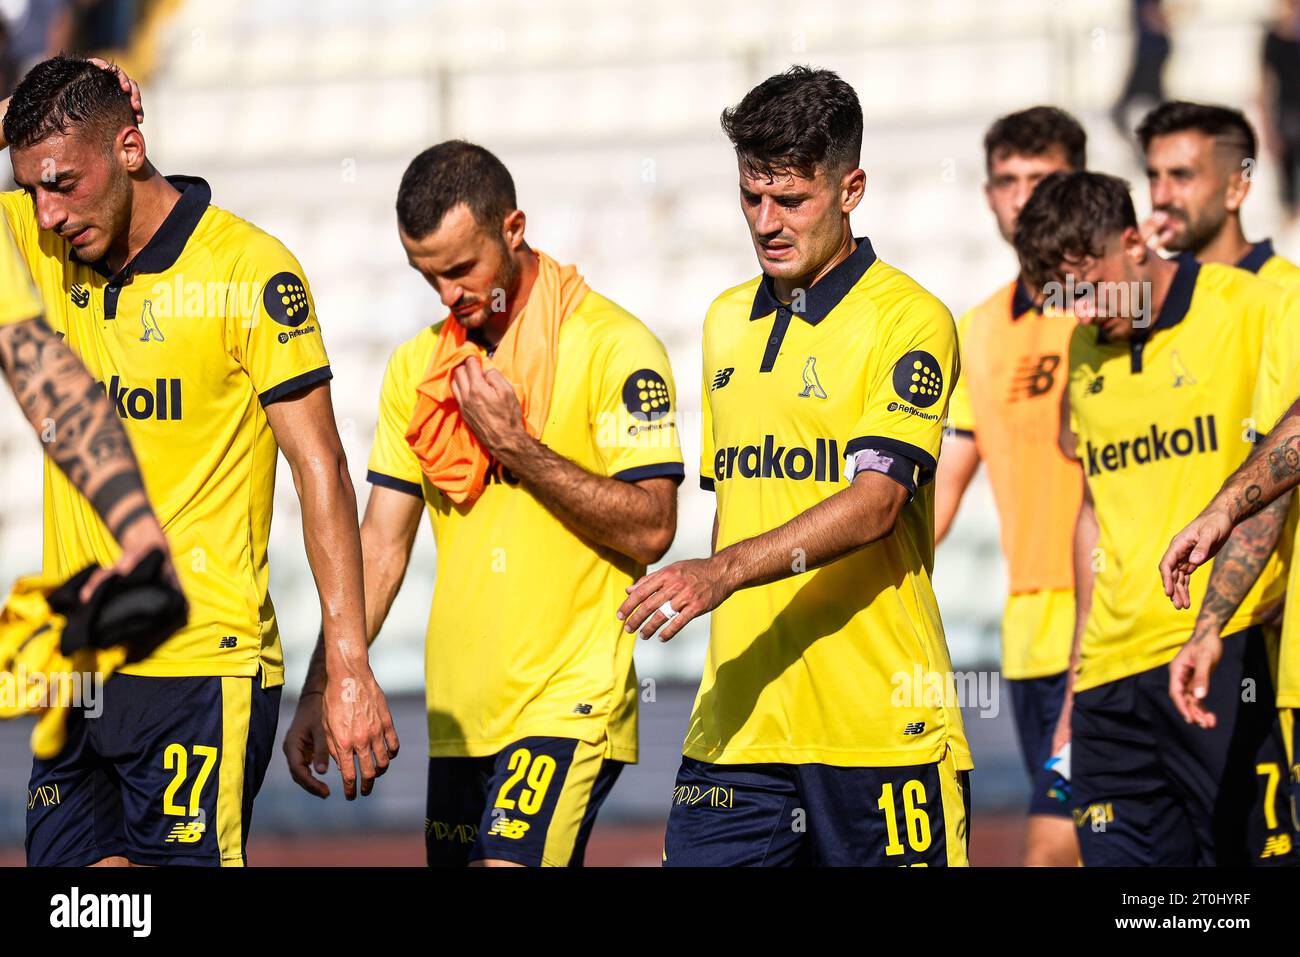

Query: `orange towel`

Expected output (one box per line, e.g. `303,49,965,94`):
405,250,589,505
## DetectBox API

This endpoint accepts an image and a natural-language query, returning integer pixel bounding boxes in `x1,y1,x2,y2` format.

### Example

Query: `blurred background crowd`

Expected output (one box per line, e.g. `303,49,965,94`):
0,0,1290,864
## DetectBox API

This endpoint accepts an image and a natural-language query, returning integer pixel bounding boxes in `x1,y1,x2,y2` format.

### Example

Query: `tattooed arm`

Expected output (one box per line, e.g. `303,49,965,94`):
0,316,175,590
1160,402,1300,608
1166,495,1289,728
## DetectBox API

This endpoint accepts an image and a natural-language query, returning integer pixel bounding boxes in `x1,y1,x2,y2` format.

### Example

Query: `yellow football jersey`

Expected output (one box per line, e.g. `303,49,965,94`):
0,219,41,327
1240,239,1300,288
1000,588,1076,681
1252,283,1300,707
1237,241,1300,708
0,178,332,686
1068,259,1285,693
692,237,972,770
366,289,683,761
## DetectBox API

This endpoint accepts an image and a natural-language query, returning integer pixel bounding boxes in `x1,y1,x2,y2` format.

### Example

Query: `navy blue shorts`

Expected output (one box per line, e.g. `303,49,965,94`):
425,737,624,867
1071,627,1296,867
663,749,971,866
1007,670,1071,817
25,672,281,867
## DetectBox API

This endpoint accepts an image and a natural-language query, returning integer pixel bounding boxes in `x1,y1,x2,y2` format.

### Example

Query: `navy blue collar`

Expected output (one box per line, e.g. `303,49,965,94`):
1010,278,1037,319
1098,256,1200,346
1174,239,1275,276
1236,239,1275,274
1134,255,1199,340
91,175,212,281
748,236,878,324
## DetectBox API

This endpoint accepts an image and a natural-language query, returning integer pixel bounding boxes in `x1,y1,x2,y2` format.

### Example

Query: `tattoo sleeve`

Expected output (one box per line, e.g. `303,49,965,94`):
1215,400,1300,523
1191,494,1290,641
0,317,156,540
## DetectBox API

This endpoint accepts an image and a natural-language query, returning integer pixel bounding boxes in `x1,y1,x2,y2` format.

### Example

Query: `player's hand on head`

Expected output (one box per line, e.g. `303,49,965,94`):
617,558,726,642
320,667,400,800
1167,632,1223,729
1159,507,1233,610
450,357,526,455
283,691,332,798
87,57,144,125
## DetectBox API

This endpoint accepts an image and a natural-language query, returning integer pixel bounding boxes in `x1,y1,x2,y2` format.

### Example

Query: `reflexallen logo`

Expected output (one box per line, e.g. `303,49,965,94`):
277,324,317,344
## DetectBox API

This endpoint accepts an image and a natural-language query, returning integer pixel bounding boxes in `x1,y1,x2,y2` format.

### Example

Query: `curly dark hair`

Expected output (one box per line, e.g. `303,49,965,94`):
3,55,134,151
1013,171,1138,290
720,65,863,179
984,106,1087,175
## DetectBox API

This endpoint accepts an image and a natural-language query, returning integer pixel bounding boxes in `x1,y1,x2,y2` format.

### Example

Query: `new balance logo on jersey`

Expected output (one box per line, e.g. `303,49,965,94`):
799,357,827,398
1085,375,1105,395
902,722,925,735
218,637,237,649
70,284,89,308
1261,833,1293,858
712,436,842,484
572,702,593,715
711,367,734,391
164,820,204,844
103,377,183,421
1009,354,1060,401
1083,415,1218,477
488,817,530,839
138,299,164,343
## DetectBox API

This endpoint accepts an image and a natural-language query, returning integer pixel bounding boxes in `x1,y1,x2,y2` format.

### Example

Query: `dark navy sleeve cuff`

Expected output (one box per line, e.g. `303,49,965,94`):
700,476,715,492
844,436,937,486
612,462,685,484
258,366,333,406
366,469,424,499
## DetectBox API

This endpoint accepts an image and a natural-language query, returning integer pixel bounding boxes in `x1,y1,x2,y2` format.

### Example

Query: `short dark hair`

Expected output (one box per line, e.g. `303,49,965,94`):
1014,171,1138,290
2,55,135,151
984,106,1087,175
396,140,518,239
1136,101,1257,164
720,65,863,179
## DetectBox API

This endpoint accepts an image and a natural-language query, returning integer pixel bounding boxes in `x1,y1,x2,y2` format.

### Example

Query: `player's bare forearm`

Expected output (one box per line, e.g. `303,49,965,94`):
495,434,676,565
934,432,980,544
618,471,908,642
300,485,422,695
265,384,369,676
1213,407,1300,524
1190,495,1288,642
270,384,397,798
1068,479,1098,691
710,471,906,594
0,317,155,540
1051,477,1095,751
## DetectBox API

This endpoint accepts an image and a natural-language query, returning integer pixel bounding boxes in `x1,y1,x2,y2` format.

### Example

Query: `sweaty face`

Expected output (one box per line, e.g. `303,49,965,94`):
1145,130,1237,254
738,163,852,282
400,203,520,331
985,146,1074,243
10,129,131,264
